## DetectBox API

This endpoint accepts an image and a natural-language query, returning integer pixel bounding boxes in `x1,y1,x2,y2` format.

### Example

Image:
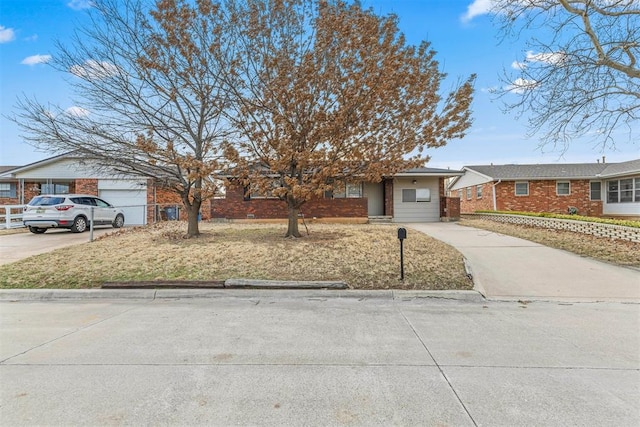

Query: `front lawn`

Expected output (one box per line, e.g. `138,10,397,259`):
0,222,472,290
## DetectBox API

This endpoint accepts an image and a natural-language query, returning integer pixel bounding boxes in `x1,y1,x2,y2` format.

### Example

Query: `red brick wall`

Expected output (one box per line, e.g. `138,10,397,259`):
212,183,368,219
0,180,45,205
384,178,393,217
443,197,460,219
24,182,40,204
459,182,495,213
0,180,20,205
153,185,213,221
75,179,98,195
459,180,603,216
495,180,602,216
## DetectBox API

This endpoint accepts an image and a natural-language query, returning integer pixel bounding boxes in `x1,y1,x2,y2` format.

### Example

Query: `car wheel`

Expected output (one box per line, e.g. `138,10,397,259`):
28,226,46,234
112,214,124,228
71,216,88,233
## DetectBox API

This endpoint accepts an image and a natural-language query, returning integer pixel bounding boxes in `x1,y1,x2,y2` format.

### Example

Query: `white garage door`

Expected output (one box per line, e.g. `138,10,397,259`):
98,188,147,226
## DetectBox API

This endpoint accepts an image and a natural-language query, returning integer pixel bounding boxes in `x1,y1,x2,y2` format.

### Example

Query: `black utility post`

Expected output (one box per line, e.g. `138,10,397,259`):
397,227,407,281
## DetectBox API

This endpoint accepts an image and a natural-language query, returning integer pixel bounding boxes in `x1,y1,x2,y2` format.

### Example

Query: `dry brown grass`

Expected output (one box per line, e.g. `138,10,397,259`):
461,218,640,268
0,222,472,290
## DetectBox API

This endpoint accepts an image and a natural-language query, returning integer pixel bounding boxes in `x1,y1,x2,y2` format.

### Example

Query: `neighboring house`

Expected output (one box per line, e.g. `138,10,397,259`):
0,153,211,225
212,167,464,223
0,166,20,203
448,159,640,218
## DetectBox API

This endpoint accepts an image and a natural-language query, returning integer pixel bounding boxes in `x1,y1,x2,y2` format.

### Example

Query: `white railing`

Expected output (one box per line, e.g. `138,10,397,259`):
0,205,26,229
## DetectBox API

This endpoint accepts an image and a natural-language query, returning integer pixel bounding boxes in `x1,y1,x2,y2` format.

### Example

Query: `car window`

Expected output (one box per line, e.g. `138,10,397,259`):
28,196,66,206
94,198,111,208
69,197,94,205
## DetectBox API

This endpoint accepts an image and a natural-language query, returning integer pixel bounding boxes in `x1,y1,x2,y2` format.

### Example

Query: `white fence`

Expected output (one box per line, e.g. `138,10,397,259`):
0,205,26,229
0,203,186,230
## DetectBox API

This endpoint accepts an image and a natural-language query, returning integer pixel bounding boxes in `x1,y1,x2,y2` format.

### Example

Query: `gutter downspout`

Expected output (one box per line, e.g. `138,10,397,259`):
492,179,501,211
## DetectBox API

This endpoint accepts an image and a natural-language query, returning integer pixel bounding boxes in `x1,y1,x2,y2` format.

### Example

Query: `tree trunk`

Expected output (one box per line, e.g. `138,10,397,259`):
183,198,202,238
285,199,302,238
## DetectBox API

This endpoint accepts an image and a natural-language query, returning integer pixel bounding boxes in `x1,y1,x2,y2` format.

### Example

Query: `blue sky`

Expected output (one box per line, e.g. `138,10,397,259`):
1,0,638,168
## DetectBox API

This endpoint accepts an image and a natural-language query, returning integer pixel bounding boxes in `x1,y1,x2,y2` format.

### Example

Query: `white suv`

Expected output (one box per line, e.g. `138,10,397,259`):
23,194,125,234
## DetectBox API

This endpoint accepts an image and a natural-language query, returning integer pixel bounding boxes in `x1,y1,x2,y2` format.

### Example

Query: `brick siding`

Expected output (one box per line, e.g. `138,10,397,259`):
212,182,368,220
442,197,460,221
0,180,43,205
384,178,393,217
75,179,98,195
459,180,604,217
153,185,213,221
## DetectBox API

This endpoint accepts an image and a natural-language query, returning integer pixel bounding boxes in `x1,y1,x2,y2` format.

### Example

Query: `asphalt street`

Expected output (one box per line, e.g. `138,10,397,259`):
1,292,639,426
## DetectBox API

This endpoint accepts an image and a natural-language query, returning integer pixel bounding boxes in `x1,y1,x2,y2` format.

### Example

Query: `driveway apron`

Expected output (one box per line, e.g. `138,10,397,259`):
408,222,640,302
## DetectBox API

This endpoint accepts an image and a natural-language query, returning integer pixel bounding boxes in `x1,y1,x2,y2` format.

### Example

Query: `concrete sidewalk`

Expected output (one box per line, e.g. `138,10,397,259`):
408,222,640,302
1,296,638,426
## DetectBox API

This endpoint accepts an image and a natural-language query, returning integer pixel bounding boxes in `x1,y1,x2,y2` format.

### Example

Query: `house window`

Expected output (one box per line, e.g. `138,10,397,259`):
402,188,431,203
476,185,482,199
620,179,633,202
515,182,529,196
556,181,570,196
416,188,431,202
590,182,601,201
39,182,70,194
346,183,362,198
248,180,280,199
325,181,362,199
402,189,416,202
466,187,472,200
0,183,17,198
607,180,619,203
607,179,639,203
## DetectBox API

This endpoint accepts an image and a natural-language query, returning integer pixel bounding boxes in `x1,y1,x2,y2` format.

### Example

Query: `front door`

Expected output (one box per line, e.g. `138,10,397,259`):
363,182,384,216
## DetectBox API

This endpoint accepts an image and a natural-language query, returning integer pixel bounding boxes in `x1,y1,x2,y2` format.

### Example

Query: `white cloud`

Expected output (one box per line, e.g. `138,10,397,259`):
67,0,93,10
70,59,119,80
525,50,567,65
461,0,493,23
505,78,538,94
0,25,16,43
65,106,90,117
24,34,38,42
21,54,52,66
511,60,527,70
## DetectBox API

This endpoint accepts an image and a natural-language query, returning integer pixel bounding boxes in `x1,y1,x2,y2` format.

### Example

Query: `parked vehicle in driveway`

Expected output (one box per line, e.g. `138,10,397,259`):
23,194,125,234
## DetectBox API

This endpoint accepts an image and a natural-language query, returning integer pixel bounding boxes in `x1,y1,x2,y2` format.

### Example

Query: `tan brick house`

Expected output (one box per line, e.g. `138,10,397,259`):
448,159,640,219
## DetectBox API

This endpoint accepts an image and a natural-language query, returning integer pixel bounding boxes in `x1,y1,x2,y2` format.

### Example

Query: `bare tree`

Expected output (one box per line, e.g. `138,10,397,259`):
223,0,476,237
491,0,640,151
13,0,232,237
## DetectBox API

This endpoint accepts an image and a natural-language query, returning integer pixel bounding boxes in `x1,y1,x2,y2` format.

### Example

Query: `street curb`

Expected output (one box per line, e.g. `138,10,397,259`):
463,257,487,298
0,288,485,302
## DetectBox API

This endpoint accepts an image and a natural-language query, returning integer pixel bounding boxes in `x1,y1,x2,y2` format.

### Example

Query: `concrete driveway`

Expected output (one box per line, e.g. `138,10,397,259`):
1,293,638,426
409,222,640,302
0,227,116,265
